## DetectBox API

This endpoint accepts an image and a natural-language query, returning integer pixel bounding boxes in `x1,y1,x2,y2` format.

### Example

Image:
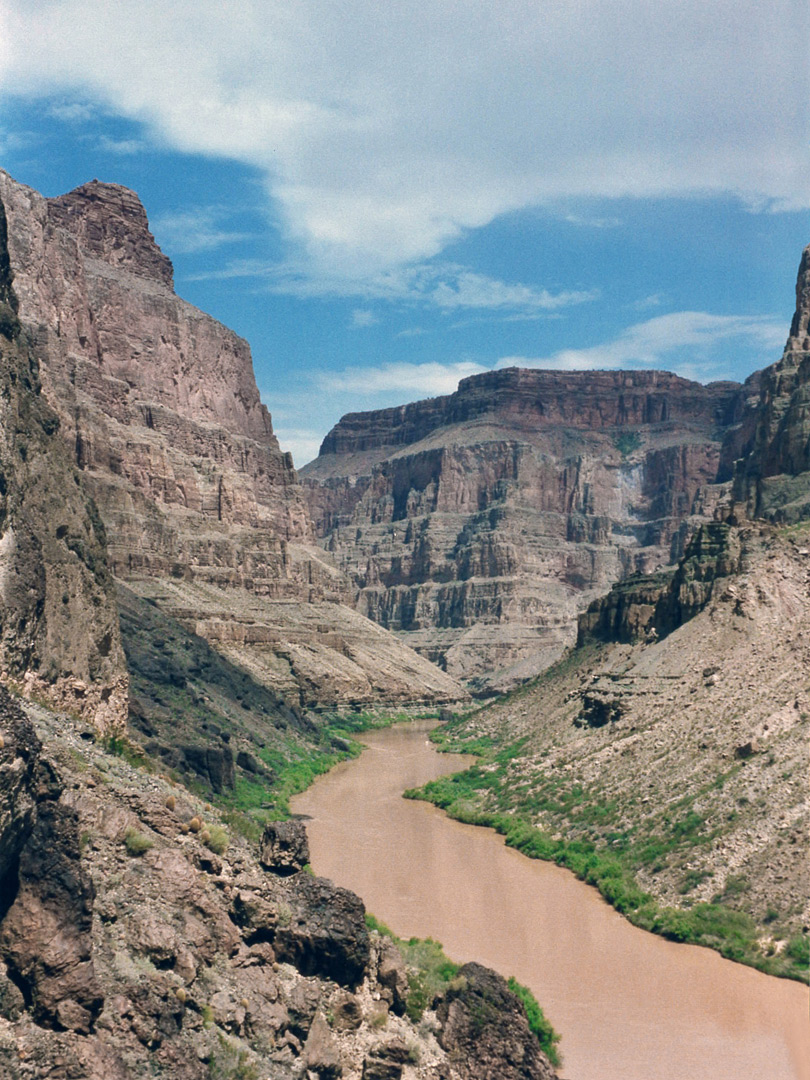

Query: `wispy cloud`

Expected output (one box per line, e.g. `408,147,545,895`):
187,257,594,319
316,360,487,398
430,271,595,312
97,134,144,155
497,312,787,377
48,100,97,123
350,308,377,328
151,207,252,255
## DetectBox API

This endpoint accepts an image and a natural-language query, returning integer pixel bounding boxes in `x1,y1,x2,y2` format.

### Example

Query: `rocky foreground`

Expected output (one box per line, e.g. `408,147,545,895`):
0,687,557,1079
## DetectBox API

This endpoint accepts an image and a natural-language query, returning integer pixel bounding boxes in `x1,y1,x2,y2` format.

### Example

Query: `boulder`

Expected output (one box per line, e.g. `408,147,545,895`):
260,820,310,876
273,875,370,989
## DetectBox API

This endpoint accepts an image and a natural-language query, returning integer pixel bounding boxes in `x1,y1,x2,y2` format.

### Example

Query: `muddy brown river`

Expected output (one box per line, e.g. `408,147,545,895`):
291,721,809,1080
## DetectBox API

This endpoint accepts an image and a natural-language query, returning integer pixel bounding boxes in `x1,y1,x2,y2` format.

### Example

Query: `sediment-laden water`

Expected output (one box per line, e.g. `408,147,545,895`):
291,721,810,1080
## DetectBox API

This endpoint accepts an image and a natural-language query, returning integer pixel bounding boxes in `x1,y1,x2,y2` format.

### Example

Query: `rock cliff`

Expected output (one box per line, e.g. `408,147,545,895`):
302,369,743,691
0,170,462,708
728,243,810,522
0,192,127,730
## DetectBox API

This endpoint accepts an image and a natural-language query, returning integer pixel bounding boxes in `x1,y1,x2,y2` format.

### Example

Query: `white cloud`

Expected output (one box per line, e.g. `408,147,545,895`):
0,0,807,276
350,309,377,328
97,134,144,155
188,257,594,318
151,207,251,255
48,99,97,122
497,311,787,378
429,271,595,312
317,361,487,398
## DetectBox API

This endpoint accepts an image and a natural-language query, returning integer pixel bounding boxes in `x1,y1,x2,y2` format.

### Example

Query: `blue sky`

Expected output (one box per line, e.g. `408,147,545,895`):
0,1,808,466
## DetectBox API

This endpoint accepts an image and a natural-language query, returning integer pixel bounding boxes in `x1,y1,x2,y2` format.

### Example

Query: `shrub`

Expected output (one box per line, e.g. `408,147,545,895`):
786,935,810,968
205,824,229,855
507,977,562,1068
124,828,153,857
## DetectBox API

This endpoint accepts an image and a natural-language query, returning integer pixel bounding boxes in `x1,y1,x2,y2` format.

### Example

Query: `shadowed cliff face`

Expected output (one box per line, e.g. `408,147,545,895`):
302,369,743,691
0,193,127,729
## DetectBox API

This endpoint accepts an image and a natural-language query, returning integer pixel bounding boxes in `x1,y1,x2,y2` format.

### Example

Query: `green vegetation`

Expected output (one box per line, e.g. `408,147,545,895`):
507,977,562,1068
123,827,153,857
613,430,643,457
364,913,460,1022
407,730,808,984
204,824,229,856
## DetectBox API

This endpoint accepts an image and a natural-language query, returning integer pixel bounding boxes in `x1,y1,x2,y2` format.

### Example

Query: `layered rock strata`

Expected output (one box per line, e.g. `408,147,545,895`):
302,369,743,691
0,193,127,729
0,170,462,707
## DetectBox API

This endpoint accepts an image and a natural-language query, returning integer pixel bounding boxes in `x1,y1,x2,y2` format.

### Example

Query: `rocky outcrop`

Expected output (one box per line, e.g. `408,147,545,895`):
436,963,557,1080
0,695,559,1078
578,521,743,646
260,819,311,876
0,169,463,708
729,243,810,522
302,369,743,691
0,191,127,730
0,688,102,1034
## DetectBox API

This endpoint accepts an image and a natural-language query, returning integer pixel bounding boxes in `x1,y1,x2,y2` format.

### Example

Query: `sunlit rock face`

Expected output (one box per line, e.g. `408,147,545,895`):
302,368,745,691
0,170,464,708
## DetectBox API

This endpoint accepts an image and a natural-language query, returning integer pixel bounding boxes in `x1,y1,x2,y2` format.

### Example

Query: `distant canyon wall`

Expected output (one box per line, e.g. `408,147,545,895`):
302,369,746,690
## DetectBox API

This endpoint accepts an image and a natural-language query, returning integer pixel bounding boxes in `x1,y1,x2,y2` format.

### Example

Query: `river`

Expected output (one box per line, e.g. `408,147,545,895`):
291,721,809,1080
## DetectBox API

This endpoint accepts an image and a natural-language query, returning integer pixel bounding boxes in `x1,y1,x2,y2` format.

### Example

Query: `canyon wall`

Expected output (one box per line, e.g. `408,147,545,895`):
0,194,127,729
728,243,810,523
0,170,462,708
302,369,744,690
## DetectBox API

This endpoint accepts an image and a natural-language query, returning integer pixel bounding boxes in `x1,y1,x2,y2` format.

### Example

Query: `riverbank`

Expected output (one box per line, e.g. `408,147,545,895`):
292,722,810,1080
408,609,809,985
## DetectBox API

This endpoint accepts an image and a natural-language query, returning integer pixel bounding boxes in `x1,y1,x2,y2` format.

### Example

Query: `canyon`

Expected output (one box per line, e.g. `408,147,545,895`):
0,164,807,1080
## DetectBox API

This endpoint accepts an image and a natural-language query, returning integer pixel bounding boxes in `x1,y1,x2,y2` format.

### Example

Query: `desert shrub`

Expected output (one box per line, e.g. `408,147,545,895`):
507,977,562,1067
786,934,809,968
205,824,229,855
124,828,153,857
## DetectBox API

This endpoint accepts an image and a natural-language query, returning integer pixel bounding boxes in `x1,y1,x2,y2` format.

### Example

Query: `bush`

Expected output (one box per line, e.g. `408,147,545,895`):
507,977,562,1067
786,934,810,968
124,828,153,857
205,824,229,855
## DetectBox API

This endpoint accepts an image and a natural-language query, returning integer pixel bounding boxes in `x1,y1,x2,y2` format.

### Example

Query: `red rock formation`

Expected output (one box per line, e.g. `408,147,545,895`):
303,369,744,690
0,170,463,706
729,243,810,520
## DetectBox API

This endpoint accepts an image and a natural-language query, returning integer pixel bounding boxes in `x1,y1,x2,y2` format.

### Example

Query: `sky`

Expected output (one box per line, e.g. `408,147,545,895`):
0,1,808,467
